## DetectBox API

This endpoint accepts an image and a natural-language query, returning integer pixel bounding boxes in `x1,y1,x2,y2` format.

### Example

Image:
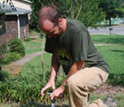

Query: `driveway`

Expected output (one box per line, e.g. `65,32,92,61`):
88,25,124,35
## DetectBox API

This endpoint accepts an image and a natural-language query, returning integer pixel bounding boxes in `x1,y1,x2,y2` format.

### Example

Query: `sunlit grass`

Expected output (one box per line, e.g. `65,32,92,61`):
96,45,124,75
91,34,124,45
21,53,52,76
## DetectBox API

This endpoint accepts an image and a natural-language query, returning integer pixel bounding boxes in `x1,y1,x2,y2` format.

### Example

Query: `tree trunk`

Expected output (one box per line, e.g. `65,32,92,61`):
53,0,59,7
109,18,111,26
41,34,46,84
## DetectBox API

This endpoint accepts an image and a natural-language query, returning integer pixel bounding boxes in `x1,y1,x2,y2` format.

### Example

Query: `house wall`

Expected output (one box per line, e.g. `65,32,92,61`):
0,14,29,45
20,14,29,40
12,0,31,11
0,14,6,36
0,15,18,45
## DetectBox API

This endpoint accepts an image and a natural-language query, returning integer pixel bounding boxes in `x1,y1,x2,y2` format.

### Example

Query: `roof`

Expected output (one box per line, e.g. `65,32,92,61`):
0,4,31,15
0,9,11,14
21,0,32,3
15,0,32,4
0,4,12,14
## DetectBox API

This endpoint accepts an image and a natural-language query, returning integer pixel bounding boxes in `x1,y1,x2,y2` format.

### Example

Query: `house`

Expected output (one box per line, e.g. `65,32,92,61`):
0,2,31,45
12,0,32,11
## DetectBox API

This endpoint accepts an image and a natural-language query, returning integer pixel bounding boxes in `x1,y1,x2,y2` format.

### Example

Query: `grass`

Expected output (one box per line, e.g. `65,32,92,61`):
91,34,124,45
21,34,124,106
96,45,124,75
0,93,124,107
21,53,52,77
90,93,124,107
23,40,42,55
22,34,124,78
24,41,42,48
29,30,41,37
25,48,41,55
1,34,124,106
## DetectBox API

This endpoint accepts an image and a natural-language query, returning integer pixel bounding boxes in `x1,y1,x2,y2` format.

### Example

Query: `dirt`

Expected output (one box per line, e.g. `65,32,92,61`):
94,84,124,95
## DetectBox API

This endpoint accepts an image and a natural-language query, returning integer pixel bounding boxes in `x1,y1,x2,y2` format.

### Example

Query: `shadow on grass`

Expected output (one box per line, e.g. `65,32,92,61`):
111,49,124,57
111,50,124,53
21,101,68,107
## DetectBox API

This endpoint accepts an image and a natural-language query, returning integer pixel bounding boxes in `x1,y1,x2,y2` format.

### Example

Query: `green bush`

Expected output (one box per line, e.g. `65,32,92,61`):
0,42,7,59
0,71,66,104
107,74,124,86
24,36,31,41
0,70,9,81
10,37,25,57
1,52,21,65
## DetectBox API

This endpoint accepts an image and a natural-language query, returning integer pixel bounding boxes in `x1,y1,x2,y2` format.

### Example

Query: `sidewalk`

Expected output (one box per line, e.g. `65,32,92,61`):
3,41,114,75
88,25,124,35
3,51,45,75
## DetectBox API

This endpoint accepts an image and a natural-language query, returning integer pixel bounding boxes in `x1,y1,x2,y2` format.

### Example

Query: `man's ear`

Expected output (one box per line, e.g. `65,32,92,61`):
58,18,63,25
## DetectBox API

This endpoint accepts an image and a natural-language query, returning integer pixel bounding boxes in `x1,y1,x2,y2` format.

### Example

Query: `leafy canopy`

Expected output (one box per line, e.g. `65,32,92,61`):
29,0,105,31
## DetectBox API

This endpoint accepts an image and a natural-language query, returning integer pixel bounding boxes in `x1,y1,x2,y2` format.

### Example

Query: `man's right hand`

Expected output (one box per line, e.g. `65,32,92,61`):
41,80,55,96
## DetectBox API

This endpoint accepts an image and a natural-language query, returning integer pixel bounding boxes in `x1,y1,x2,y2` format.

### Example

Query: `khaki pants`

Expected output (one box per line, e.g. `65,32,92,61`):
65,67,109,107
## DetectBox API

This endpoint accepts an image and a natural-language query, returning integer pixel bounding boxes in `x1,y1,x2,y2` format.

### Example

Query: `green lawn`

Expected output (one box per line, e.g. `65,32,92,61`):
21,53,52,77
1,34,124,106
22,34,124,76
0,93,124,107
91,34,124,45
96,45,124,75
23,40,42,55
24,41,42,48
25,48,41,55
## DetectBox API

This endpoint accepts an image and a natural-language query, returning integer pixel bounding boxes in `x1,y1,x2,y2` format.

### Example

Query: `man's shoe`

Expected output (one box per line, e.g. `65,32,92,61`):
104,96,118,107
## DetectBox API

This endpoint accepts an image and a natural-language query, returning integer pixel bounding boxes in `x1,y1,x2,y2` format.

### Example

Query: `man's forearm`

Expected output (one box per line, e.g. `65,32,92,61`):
49,54,60,81
61,61,85,87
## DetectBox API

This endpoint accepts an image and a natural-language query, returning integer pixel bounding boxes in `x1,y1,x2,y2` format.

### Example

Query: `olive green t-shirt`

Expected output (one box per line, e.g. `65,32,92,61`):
45,19,109,74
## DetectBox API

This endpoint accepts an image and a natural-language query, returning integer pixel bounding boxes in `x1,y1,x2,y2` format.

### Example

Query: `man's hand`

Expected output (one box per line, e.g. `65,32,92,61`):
41,81,55,96
50,85,65,100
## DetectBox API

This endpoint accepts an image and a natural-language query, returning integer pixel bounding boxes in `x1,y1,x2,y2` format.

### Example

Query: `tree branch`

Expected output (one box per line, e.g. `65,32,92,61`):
75,4,82,20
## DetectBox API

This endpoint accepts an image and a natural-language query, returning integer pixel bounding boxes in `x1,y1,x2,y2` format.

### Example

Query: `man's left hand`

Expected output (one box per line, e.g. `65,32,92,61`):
50,86,65,100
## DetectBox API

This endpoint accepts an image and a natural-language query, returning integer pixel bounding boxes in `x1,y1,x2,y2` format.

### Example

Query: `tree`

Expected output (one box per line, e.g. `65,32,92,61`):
29,0,59,31
99,0,124,26
30,0,105,29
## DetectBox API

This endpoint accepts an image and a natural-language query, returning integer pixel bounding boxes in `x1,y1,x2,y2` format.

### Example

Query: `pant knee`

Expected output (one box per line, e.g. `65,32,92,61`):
66,77,77,92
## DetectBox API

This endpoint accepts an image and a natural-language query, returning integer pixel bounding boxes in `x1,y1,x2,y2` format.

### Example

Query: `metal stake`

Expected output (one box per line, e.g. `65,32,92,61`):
46,92,55,107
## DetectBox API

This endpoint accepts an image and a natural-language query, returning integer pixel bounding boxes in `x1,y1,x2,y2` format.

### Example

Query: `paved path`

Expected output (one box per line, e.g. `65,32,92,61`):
3,36,46,75
3,43,112,75
11,51,44,65
3,51,45,75
88,25,124,35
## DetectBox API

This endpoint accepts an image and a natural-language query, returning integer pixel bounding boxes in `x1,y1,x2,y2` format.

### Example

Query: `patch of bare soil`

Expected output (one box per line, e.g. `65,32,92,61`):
94,84,124,95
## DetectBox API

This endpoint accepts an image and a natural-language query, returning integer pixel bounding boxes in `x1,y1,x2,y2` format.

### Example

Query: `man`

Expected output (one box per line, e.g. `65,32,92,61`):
39,5,109,107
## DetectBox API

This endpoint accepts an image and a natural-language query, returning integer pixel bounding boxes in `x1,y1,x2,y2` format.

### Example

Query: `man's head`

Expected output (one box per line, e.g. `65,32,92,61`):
38,6,65,38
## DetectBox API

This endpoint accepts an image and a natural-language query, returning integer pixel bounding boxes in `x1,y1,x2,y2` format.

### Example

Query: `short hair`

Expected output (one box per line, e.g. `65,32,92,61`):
38,6,62,28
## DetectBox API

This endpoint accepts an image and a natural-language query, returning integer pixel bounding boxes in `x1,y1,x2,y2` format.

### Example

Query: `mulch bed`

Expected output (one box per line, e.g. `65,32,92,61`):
94,84,124,95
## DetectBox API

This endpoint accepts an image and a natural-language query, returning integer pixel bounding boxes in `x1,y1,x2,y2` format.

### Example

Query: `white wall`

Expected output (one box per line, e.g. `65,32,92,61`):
12,0,31,11
0,0,32,11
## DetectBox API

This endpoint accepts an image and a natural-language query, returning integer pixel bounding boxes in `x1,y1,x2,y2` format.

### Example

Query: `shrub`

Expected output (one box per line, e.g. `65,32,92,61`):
10,37,25,57
0,71,66,104
1,52,21,65
0,42,7,59
0,70,9,81
24,36,31,41
107,74,124,86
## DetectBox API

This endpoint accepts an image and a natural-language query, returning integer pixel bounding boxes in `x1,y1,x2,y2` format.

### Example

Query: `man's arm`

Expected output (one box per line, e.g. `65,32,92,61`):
50,60,85,100
61,60,85,87
49,54,60,82
41,54,60,96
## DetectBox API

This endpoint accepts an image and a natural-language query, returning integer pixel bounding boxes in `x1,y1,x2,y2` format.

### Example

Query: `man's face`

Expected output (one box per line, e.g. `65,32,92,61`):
40,19,63,38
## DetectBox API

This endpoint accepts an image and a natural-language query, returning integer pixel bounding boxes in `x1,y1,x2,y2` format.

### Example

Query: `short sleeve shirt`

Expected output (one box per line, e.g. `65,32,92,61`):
45,19,109,75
